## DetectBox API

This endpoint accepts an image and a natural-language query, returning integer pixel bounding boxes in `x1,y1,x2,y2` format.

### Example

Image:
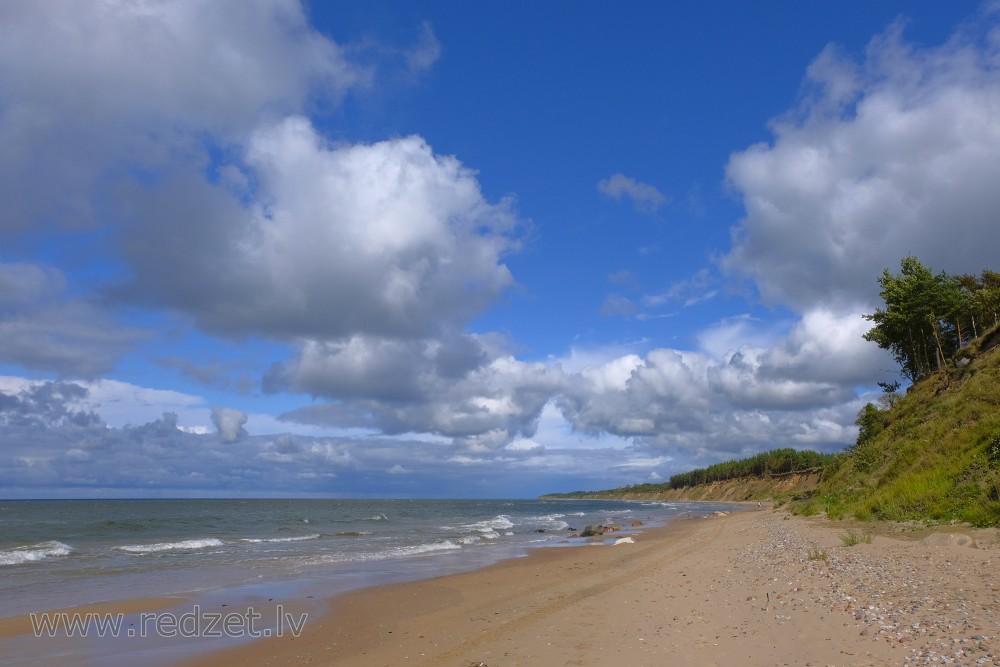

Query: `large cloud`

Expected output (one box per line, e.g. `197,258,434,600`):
0,0,365,235
0,0,377,376
277,346,567,453
118,118,520,340
723,15,1000,310
556,310,891,464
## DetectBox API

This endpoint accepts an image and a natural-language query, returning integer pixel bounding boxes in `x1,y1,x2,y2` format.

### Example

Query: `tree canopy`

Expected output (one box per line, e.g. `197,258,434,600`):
863,257,1000,382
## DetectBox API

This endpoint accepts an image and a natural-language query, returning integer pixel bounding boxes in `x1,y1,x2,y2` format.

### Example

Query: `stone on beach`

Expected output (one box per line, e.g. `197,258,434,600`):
919,532,979,548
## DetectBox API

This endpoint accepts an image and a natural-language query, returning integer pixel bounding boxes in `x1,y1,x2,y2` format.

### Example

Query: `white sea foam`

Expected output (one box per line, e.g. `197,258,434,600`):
301,540,462,567
0,541,73,565
241,533,320,544
117,538,224,554
389,541,462,557
525,514,570,531
463,515,514,533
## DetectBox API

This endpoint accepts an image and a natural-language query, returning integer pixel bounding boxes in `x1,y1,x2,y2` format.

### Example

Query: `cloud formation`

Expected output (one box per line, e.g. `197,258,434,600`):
119,118,520,341
597,173,668,213
211,407,248,443
0,0,366,236
0,263,144,376
1,4,996,498
724,16,1000,310
0,379,651,498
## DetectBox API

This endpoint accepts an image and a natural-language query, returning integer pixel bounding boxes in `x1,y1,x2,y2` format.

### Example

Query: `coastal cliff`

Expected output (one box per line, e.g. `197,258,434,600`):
541,470,822,503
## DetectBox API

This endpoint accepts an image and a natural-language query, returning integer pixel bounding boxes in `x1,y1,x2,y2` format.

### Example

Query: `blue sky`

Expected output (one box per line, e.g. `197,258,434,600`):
1,1,998,498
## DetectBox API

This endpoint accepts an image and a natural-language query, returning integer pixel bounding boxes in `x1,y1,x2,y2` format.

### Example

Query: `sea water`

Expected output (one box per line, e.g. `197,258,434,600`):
0,498,743,664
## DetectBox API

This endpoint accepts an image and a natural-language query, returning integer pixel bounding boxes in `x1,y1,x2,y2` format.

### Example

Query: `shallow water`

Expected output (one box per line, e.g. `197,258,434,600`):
0,498,744,666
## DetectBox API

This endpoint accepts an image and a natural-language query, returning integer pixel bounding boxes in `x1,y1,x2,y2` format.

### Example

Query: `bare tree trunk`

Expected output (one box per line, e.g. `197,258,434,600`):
930,314,946,371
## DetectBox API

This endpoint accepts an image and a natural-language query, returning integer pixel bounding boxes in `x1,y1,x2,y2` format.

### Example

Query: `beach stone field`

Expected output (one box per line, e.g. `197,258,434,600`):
732,512,1000,666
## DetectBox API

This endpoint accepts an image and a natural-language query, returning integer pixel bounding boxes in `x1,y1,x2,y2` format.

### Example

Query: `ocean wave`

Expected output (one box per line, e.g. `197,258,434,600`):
387,541,462,558
0,540,73,565
524,514,570,530
117,538,225,554
462,515,514,533
365,513,389,522
301,539,462,566
241,534,320,544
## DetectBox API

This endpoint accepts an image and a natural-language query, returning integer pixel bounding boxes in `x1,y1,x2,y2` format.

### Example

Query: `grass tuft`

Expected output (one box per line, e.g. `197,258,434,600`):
840,529,873,547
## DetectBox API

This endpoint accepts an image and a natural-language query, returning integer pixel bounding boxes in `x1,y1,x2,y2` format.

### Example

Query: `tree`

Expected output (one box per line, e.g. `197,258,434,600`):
863,256,965,381
853,402,888,450
959,269,1000,338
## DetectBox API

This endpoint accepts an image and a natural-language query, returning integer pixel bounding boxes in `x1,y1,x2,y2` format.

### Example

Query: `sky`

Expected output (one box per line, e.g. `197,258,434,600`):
1,1,998,498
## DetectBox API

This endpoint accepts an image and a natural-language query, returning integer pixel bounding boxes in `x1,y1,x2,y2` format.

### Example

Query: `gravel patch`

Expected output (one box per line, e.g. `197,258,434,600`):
729,512,999,666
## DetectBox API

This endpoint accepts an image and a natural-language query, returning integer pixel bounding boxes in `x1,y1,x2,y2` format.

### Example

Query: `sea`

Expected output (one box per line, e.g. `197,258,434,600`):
0,498,743,665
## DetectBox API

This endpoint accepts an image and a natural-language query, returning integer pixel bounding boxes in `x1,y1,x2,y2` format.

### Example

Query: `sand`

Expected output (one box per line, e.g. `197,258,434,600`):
174,507,1000,667
6,507,999,666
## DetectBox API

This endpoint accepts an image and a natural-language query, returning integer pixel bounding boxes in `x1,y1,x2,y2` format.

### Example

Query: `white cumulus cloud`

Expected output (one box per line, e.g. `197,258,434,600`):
724,15,1000,310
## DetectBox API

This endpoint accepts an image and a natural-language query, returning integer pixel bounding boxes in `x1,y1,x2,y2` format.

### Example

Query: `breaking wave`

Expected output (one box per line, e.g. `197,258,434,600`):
117,538,224,554
0,541,73,566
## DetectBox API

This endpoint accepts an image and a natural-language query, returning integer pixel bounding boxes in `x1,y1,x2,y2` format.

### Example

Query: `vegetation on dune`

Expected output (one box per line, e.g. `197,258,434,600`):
545,257,1000,528
791,257,1000,527
794,327,1000,526
542,448,834,501
664,449,835,488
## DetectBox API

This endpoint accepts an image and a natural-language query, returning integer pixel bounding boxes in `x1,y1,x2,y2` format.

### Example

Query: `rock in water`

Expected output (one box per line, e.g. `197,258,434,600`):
580,524,605,537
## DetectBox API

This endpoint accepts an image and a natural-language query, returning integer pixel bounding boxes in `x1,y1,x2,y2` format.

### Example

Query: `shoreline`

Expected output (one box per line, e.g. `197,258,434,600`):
174,513,733,667
0,501,740,665
5,507,999,666
175,508,999,667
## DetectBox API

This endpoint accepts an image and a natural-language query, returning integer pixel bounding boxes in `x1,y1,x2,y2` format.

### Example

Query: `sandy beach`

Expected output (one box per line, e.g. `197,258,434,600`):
5,507,998,666
169,507,999,667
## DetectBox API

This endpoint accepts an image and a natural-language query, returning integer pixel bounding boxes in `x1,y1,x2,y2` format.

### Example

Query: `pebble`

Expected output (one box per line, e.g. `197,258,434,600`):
731,514,999,666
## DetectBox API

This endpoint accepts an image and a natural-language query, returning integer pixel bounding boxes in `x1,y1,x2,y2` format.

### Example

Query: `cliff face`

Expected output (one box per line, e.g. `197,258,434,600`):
638,471,822,502
552,471,822,503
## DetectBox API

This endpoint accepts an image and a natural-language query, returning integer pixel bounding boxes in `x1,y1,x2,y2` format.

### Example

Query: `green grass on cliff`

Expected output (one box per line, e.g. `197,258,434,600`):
793,327,1000,526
